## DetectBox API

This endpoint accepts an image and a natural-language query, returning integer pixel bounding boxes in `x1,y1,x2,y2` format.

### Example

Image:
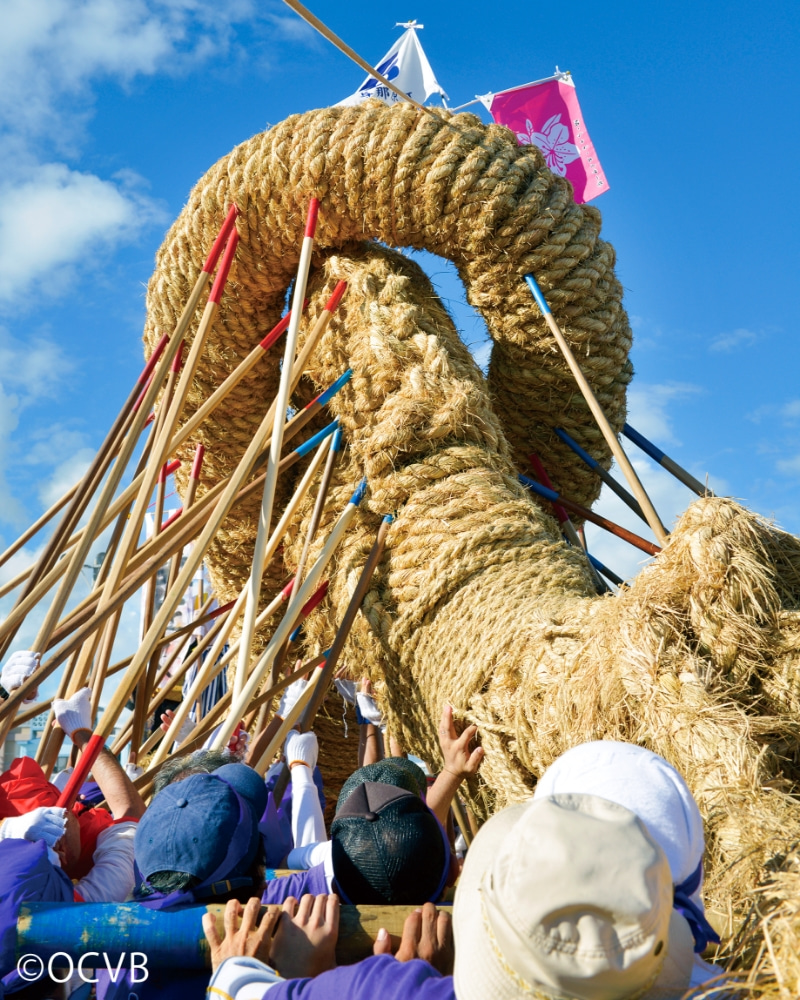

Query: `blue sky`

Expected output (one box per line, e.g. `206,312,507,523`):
1,0,799,678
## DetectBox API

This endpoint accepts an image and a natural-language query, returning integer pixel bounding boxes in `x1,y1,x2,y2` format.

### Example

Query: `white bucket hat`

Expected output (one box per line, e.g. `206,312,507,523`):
533,741,718,956
452,793,694,1000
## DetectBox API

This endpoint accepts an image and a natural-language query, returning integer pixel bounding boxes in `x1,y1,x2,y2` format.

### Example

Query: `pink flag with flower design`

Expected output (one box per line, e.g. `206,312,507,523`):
484,76,608,203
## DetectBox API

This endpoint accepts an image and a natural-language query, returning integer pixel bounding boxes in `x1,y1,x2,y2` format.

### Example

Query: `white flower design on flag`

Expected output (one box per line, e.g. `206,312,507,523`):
516,114,580,176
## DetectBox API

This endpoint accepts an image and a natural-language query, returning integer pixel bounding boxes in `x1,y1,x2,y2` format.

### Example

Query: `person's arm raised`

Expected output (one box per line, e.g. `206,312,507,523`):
426,704,483,829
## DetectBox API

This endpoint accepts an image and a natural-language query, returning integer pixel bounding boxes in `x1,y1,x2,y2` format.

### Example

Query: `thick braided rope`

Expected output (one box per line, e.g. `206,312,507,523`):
143,102,631,541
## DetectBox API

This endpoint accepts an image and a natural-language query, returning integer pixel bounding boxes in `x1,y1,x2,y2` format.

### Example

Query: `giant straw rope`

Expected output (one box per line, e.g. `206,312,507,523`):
144,102,800,990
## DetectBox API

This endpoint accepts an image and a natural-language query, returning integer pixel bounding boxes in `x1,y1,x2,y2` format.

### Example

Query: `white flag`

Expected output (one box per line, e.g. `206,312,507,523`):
338,22,448,108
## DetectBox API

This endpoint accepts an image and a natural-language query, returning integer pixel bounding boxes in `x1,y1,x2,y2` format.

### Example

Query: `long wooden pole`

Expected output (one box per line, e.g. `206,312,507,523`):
622,423,714,498
519,475,661,556
147,433,333,768
525,274,668,546
212,479,367,752
0,484,76,573
0,335,169,660
234,210,331,704
266,514,392,796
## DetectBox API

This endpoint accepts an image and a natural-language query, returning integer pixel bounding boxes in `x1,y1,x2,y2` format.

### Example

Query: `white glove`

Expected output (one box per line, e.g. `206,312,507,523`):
51,768,73,792
277,678,307,720
124,762,144,780
333,678,356,705
52,687,92,737
285,731,318,770
356,692,383,726
0,806,67,847
1,650,40,701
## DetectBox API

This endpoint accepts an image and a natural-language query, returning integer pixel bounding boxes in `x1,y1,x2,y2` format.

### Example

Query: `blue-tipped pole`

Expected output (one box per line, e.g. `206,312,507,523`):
587,552,626,589
519,475,661,556
524,272,668,546
276,419,339,475
622,423,713,499
554,427,648,526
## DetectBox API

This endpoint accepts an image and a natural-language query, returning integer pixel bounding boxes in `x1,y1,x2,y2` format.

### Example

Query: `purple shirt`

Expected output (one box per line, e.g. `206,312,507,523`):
268,955,454,1000
261,863,329,905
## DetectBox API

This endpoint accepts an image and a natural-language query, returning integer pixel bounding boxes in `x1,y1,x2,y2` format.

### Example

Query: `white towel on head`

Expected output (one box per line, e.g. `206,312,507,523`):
534,740,704,887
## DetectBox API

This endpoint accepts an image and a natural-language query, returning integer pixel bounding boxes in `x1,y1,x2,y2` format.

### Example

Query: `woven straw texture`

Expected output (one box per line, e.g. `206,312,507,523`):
143,103,800,995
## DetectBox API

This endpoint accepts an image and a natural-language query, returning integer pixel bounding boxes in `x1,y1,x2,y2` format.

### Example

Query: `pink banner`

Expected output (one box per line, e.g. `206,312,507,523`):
489,78,609,203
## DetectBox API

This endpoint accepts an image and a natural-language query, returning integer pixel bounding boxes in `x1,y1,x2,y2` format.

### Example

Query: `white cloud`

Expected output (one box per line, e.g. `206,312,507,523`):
709,327,760,353
781,399,800,423
776,454,800,476
625,382,702,447
0,0,258,141
37,447,95,509
0,162,163,304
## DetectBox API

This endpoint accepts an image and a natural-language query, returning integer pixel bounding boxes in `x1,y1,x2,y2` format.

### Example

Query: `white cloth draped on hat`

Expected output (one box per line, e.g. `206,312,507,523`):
534,741,723,988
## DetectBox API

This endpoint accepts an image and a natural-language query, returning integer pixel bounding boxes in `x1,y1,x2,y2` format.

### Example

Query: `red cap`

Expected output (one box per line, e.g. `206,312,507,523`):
304,197,320,239
190,444,205,480
208,231,240,305
158,458,181,483
259,309,293,352
160,506,183,531
139,333,169,384
170,340,185,373
324,280,347,314
299,579,329,619
280,578,295,601
202,204,240,274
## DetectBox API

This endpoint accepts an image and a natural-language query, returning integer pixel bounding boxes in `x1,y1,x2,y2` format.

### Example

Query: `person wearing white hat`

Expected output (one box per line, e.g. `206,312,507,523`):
203,792,699,1000
533,740,724,989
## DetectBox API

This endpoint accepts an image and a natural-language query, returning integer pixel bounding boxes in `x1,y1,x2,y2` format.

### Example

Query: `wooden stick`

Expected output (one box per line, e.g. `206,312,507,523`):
166,445,205,594
0,335,170,660
0,483,76,573
451,796,474,848
525,274,668,545
622,423,714,498
519,476,661,556
4,338,178,660
213,479,368,753
234,211,332,705
164,307,303,459
298,514,391,732
268,514,392,799
148,434,333,768
528,453,608,594
554,427,649,525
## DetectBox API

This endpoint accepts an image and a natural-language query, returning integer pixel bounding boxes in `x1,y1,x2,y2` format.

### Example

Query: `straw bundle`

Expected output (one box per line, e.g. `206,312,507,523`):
142,103,800,993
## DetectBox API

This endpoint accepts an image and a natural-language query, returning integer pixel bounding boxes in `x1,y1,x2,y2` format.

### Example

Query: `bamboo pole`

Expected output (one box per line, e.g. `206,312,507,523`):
266,514,392,797
525,274,668,545
234,206,330,705
519,476,661,557
214,479,368,754
0,336,169,660
147,434,333,768
621,423,714,498
0,484,76,573
553,427,649,526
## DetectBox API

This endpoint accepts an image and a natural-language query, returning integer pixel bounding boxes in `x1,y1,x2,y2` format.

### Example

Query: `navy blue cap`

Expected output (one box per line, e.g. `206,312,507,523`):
135,766,264,884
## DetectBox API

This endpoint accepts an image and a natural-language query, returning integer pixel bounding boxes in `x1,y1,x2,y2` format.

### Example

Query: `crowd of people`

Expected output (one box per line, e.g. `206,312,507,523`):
0,649,727,1000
